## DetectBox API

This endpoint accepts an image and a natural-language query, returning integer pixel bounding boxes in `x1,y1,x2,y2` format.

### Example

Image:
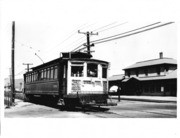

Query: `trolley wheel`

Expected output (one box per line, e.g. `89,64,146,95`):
64,98,78,110
24,94,30,102
24,94,35,102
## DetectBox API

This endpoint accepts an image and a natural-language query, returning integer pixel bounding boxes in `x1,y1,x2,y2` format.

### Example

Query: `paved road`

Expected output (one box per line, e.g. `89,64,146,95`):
4,99,176,118
86,100,176,118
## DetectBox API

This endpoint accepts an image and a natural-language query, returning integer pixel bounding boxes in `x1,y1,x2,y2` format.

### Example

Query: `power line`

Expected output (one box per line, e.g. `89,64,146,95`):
43,23,96,54
94,22,174,44
15,40,41,53
98,22,128,33
47,36,86,58
15,69,25,76
73,22,161,52
92,22,118,32
64,37,86,52
71,22,128,52
73,22,160,51
71,44,84,52
15,40,42,64
91,22,161,43
77,22,174,52
78,30,98,54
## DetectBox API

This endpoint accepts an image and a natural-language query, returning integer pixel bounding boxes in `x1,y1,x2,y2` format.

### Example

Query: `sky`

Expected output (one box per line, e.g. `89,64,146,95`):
0,0,179,137
0,0,178,79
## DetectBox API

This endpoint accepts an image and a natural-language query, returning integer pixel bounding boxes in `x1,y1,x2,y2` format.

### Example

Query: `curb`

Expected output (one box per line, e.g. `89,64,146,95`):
110,96,177,103
120,97,177,103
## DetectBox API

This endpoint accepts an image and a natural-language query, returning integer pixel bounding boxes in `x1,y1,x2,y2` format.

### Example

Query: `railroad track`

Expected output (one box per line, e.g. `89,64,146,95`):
78,106,131,118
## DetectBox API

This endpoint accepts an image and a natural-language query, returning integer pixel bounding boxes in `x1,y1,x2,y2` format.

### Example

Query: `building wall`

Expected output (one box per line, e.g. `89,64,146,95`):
123,64,177,96
125,64,177,78
122,79,177,96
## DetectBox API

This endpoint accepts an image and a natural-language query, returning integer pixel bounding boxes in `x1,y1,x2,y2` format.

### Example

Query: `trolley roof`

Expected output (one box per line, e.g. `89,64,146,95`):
31,52,108,71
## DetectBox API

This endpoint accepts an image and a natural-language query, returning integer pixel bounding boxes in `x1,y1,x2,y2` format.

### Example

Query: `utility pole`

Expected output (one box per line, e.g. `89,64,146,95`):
78,30,98,55
23,63,33,72
11,21,15,104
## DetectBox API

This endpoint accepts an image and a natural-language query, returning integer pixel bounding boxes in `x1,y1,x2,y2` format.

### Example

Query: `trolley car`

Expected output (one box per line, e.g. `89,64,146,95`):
23,52,109,107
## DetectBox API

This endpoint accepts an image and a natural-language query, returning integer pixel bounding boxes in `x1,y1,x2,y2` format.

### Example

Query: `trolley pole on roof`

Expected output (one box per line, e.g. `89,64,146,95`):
11,21,15,104
23,63,33,72
78,30,98,55
35,53,44,64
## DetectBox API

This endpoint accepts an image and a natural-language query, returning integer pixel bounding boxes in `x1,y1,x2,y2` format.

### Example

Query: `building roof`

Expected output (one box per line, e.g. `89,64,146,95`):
122,70,177,82
108,74,125,81
123,58,177,70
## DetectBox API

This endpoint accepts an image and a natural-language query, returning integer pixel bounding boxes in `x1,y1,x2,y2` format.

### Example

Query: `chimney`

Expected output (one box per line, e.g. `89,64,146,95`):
159,52,163,59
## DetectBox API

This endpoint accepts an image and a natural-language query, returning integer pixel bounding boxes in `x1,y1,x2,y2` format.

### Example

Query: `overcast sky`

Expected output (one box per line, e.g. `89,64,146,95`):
0,0,179,138
0,0,178,79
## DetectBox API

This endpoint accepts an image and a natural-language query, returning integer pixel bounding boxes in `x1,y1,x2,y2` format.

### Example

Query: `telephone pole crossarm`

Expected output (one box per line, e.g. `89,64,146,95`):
23,63,33,72
78,30,98,54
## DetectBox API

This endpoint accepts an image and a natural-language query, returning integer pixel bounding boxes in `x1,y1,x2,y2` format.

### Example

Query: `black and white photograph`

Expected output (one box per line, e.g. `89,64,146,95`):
0,0,179,138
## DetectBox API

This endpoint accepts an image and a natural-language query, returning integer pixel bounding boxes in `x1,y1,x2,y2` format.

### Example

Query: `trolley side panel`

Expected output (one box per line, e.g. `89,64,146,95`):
25,81,59,95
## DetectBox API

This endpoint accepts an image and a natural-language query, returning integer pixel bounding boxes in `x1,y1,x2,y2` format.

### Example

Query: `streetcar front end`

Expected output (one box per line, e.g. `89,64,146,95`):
65,59,109,106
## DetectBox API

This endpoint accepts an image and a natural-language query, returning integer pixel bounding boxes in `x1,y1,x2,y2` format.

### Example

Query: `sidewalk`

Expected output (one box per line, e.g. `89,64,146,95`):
5,99,32,109
110,95,177,103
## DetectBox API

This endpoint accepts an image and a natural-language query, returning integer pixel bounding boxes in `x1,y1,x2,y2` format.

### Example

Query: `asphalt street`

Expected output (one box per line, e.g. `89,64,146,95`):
4,99,176,118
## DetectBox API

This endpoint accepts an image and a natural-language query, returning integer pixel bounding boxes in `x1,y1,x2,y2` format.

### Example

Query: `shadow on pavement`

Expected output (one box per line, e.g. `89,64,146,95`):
26,97,110,112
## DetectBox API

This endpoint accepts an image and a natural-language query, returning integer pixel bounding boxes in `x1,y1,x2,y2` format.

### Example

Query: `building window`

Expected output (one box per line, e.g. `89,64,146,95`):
165,66,169,72
156,67,160,75
144,68,148,76
136,70,139,77
127,70,130,77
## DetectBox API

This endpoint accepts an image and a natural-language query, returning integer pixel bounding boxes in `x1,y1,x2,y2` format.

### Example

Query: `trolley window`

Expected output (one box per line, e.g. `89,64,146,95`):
54,66,58,79
32,73,34,82
34,72,38,81
29,74,31,82
102,65,108,78
87,63,98,77
44,69,47,79
40,70,44,80
71,62,84,77
26,74,29,82
47,68,50,79
50,67,54,79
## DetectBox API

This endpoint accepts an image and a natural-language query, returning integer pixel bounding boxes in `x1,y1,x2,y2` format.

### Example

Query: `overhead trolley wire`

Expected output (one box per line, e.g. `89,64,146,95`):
15,41,42,66
71,22,128,52
92,21,118,32
97,21,128,33
15,69,25,76
73,22,161,52
91,22,161,43
44,23,97,54
93,22,174,44
76,22,174,52
71,43,84,52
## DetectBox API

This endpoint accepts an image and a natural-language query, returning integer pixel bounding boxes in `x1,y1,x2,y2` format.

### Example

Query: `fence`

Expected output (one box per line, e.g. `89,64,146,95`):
4,91,24,108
